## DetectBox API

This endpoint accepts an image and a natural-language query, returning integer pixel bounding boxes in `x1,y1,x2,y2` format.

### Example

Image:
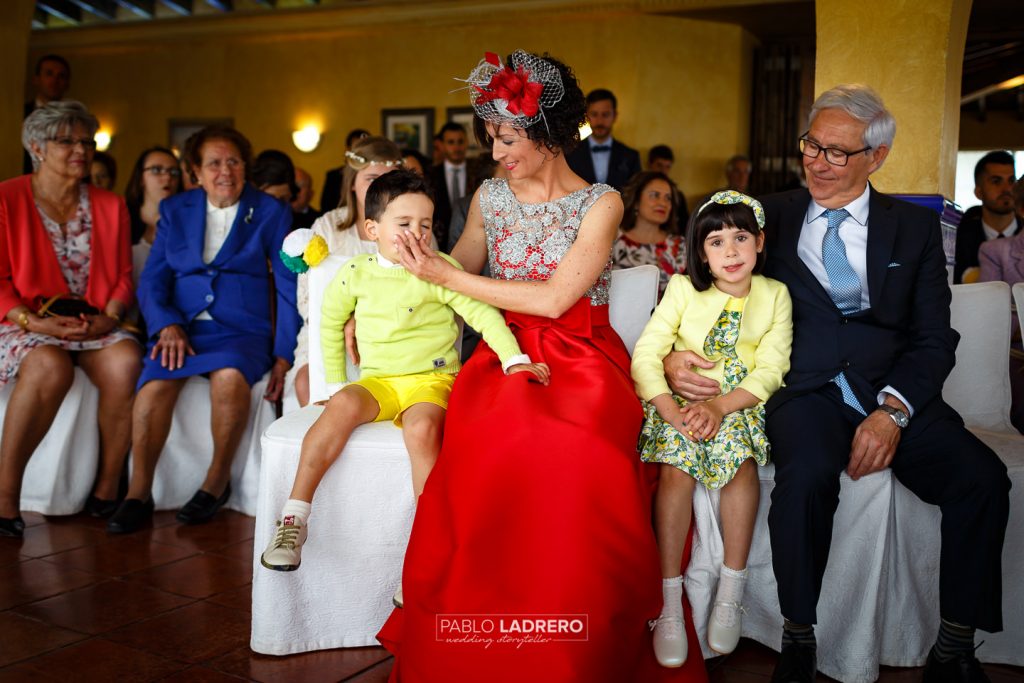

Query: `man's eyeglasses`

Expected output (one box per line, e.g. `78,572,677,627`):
798,136,871,167
48,137,98,151
144,166,182,178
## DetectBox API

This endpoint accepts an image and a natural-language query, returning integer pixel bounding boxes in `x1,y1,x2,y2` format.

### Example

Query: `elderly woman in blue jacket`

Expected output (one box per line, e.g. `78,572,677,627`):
108,126,300,533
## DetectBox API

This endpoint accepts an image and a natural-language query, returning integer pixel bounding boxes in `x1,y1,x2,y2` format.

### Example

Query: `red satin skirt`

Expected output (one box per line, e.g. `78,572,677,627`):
378,300,706,683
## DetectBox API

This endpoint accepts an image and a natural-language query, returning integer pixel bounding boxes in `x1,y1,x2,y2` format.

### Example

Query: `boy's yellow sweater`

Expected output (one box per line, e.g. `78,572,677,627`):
321,253,523,384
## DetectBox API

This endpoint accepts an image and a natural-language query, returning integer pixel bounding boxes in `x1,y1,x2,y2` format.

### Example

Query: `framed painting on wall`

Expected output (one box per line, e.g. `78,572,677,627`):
168,118,233,158
446,106,480,158
381,108,435,157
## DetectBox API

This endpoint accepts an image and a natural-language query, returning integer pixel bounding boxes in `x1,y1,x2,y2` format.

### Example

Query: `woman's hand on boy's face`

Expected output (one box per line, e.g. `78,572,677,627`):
393,230,452,285
508,362,550,385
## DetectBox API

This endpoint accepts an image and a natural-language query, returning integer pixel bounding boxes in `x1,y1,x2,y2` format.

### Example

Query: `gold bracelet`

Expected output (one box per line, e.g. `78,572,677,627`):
17,311,29,330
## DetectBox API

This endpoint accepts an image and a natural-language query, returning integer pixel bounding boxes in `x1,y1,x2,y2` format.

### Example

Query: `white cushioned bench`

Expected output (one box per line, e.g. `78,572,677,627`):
686,281,1024,681
250,262,660,655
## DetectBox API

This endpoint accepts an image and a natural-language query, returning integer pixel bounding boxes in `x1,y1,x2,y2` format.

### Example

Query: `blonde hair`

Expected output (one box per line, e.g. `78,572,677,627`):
334,136,403,230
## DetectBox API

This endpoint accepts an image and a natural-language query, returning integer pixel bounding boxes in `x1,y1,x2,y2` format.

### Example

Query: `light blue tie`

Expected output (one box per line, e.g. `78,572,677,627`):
821,208,866,415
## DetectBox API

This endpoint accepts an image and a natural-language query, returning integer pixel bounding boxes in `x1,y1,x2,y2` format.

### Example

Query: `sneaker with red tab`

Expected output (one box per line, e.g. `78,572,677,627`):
260,515,308,571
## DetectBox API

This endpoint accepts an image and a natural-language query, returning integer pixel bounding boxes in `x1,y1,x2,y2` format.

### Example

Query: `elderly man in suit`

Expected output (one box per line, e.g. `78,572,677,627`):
566,88,641,191
666,84,1009,683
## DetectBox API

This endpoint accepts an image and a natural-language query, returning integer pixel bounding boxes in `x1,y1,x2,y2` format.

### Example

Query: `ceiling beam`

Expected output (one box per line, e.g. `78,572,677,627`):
37,0,83,23
160,0,192,15
32,7,50,27
203,0,232,11
68,0,118,19
252,0,276,6
114,0,155,18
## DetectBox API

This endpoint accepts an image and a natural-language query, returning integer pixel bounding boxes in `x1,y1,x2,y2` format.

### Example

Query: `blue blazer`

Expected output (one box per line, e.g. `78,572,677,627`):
139,185,301,364
762,187,959,431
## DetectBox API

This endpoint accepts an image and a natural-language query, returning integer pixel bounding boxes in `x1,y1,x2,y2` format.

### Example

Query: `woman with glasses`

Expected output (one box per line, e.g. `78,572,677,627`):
107,125,300,533
0,101,141,537
124,146,183,337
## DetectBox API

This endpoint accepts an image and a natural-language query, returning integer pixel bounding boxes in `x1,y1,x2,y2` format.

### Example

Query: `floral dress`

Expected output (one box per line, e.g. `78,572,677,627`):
638,296,769,488
612,232,686,298
0,191,136,385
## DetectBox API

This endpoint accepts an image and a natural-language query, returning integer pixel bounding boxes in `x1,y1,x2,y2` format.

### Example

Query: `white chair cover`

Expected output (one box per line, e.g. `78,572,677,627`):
686,281,1024,679
147,374,276,516
8,368,100,515
251,265,661,655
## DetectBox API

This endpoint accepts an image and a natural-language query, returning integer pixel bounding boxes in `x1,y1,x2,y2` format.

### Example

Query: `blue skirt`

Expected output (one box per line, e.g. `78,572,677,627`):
138,319,272,389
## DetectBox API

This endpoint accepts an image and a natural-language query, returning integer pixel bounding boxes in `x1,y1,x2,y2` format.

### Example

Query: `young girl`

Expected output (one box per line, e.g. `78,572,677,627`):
631,191,793,665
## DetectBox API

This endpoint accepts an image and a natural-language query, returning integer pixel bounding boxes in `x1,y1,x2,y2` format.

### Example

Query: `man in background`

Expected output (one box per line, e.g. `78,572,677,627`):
566,88,641,191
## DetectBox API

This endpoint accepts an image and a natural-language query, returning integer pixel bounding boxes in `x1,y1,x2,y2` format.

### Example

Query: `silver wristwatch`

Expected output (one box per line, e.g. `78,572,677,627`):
877,404,909,428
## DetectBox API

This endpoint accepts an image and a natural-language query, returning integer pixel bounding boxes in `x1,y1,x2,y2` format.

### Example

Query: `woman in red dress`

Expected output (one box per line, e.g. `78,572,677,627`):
378,51,706,682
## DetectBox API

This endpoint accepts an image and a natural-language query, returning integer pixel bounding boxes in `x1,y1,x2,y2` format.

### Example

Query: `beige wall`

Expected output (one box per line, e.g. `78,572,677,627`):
1,1,36,180
26,9,754,206
815,0,972,197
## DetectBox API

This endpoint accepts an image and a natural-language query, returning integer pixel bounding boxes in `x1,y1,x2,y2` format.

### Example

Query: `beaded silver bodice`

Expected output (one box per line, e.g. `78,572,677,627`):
479,178,615,306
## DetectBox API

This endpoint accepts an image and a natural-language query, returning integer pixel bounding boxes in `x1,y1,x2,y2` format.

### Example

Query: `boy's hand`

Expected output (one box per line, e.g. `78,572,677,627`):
508,362,550,385
344,318,359,366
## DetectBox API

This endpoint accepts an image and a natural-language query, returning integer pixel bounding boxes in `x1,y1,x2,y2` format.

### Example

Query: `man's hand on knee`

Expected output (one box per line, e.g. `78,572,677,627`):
663,350,720,401
847,411,900,480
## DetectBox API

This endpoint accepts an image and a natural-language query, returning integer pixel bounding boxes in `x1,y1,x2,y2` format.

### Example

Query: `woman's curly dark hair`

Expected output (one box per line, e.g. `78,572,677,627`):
472,52,586,156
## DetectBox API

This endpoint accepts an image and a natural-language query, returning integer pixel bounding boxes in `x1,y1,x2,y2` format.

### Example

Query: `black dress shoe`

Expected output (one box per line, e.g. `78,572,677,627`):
84,495,119,519
0,516,25,538
176,484,231,525
923,647,990,683
771,642,817,683
106,498,154,534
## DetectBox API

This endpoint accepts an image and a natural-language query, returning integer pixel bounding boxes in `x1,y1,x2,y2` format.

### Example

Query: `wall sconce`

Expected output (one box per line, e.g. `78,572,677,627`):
292,125,321,153
578,122,593,141
95,130,112,152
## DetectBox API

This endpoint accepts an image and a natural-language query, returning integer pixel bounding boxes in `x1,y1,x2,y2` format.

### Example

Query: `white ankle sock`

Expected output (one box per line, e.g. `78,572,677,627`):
661,575,684,617
281,499,311,526
715,565,748,605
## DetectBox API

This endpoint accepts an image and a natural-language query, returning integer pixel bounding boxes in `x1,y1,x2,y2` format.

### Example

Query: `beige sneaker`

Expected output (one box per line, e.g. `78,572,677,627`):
260,515,307,571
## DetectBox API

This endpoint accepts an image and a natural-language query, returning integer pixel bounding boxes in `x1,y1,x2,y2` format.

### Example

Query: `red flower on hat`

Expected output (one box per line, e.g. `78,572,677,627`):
473,53,544,118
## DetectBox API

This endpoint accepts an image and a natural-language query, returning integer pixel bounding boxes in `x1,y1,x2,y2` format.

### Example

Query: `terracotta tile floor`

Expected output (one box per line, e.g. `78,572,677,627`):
1,510,1021,683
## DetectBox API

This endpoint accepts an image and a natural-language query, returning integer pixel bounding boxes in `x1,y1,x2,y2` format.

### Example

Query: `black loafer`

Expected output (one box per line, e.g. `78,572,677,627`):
176,484,231,525
0,516,25,538
771,642,817,683
923,647,990,683
85,495,119,519
106,498,154,534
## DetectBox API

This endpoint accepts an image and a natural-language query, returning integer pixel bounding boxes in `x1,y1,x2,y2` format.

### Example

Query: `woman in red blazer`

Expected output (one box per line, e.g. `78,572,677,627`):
0,101,141,538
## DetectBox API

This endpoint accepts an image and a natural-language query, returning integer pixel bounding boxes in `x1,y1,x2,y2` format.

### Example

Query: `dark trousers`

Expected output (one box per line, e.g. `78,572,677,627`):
766,385,1010,632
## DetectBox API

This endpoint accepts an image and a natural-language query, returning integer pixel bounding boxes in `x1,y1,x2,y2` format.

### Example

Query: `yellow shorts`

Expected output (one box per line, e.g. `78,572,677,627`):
351,373,456,426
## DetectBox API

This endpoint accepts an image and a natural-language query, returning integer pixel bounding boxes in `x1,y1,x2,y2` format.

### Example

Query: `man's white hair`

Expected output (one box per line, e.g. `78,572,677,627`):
809,84,896,152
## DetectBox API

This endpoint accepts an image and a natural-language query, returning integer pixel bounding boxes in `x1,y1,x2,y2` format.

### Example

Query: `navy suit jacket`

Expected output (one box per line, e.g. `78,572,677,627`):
566,139,641,191
762,187,960,431
139,185,301,364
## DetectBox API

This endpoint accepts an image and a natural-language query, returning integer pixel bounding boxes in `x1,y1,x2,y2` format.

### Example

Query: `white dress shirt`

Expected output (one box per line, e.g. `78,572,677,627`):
443,160,467,207
195,199,239,321
588,136,614,185
982,217,1019,241
797,183,915,415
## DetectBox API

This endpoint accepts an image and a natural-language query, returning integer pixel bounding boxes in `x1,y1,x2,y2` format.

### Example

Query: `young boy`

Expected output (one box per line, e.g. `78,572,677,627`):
261,169,548,574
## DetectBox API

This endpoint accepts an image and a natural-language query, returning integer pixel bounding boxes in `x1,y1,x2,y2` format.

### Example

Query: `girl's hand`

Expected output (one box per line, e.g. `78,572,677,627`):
393,230,455,286
650,394,701,442
507,362,551,385
679,400,724,441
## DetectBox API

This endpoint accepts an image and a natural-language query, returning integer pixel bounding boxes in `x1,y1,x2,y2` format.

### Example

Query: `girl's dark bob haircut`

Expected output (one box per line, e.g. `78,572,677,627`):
685,202,766,292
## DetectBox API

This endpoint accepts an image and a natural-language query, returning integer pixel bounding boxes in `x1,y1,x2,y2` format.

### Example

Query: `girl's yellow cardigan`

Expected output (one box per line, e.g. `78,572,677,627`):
631,274,793,403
